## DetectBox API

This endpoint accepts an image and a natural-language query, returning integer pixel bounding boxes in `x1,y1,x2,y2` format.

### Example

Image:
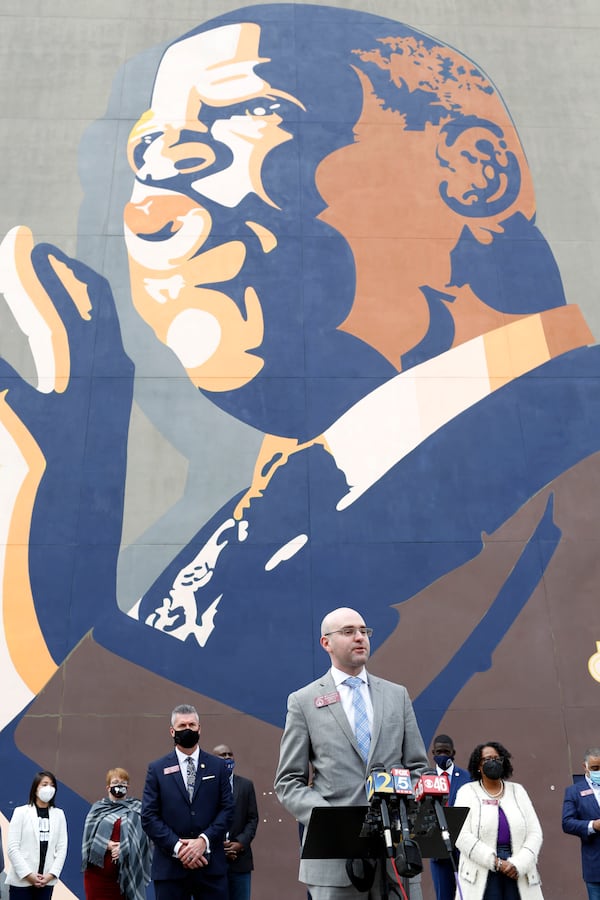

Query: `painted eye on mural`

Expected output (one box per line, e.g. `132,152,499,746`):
199,96,301,127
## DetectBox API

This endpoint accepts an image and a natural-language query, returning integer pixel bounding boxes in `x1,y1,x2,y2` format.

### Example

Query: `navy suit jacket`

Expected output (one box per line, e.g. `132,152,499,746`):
562,779,600,882
228,774,259,874
142,748,234,881
447,765,471,805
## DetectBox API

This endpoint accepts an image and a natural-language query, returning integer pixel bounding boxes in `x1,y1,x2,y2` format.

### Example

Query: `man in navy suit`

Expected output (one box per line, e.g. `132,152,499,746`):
213,744,259,900
562,748,600,900
429,734,470,900
141,704,234,900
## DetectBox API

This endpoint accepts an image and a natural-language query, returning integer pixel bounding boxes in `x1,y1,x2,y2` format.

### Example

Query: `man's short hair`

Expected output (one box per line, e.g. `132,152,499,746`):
584,747,600,762
171,703,199,725
433,734,454,750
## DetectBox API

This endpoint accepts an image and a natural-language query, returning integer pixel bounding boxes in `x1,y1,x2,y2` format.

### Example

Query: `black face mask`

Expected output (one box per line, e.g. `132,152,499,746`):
433,754,452,771
109,785,128,799
482,759,503,781
173,728,199,749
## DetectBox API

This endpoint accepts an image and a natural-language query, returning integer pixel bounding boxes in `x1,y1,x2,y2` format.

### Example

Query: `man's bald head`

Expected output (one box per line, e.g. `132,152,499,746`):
320,607,365,636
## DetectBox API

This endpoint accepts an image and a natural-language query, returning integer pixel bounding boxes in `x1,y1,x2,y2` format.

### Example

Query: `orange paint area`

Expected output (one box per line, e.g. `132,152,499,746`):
11,226,71,392
48,256,92,322
484,305,594,391
0,392,57,690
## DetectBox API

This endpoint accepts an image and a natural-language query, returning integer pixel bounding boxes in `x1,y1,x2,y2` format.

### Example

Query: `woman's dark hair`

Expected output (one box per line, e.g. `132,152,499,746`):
28,771,57,807
467,742,513,781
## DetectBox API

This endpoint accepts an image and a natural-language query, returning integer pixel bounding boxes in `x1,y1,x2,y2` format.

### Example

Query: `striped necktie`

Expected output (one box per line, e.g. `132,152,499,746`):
344,676,371,763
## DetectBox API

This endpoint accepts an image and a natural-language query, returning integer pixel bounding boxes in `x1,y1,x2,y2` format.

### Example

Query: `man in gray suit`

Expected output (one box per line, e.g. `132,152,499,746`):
275,607,428,899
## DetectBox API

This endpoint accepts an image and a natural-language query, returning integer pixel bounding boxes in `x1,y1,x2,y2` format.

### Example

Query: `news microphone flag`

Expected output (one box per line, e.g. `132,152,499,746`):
413,771,450,803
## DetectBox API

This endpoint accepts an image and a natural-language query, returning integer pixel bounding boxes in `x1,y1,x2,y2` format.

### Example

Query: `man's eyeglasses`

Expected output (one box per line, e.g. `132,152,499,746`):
323,627,373,638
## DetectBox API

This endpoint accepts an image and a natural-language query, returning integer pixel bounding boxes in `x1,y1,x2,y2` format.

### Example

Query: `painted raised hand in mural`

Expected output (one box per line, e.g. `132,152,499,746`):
0,224,133,729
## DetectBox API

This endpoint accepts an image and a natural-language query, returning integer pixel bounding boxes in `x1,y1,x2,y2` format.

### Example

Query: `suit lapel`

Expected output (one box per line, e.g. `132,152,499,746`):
317,673,360,756
581,785,600,817
167,750,190,803
322,670,377,767
368,674,383,765
191,750,207,802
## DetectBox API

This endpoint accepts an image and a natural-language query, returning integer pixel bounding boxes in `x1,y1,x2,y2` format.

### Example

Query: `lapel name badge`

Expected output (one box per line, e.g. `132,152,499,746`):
314,691,341,708
163,765,180,775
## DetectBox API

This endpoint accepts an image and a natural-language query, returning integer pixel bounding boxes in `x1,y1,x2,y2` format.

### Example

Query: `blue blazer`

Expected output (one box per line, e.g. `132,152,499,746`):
446,765,471,805
228,774,259,874
562,780,600,882
430,765,471,900
142,748,234,881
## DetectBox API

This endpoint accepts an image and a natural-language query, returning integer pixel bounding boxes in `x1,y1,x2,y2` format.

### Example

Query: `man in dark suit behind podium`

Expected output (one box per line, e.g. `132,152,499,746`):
142,704,234,900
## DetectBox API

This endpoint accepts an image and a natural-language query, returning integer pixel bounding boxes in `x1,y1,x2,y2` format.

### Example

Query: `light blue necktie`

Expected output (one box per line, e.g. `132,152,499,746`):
344,676,371,763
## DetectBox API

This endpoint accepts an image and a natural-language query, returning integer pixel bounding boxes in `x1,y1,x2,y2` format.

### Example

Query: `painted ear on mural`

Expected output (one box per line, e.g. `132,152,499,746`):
0,227,134,657
435,120,529,244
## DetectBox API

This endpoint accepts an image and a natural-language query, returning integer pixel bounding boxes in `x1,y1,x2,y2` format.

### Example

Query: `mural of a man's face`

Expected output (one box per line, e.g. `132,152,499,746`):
119,7,561,442
124,22,304,393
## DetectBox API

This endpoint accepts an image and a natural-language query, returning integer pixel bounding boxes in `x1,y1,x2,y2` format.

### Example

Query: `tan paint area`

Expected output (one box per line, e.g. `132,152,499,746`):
125,192,265,391
48,256,92,321
0,392,57,691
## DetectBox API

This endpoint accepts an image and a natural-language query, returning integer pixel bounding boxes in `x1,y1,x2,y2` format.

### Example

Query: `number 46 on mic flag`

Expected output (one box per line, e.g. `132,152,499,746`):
414,772,450,802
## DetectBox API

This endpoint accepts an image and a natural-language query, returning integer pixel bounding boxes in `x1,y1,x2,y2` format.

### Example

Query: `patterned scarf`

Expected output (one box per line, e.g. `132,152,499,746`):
81,798,151,900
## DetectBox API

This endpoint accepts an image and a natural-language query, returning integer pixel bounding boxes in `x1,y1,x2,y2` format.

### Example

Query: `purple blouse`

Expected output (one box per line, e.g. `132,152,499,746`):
497,805,511,845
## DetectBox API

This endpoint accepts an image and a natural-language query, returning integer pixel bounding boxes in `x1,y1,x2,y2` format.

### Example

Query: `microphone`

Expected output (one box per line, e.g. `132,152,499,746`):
365,764,395,857
413,769,450,802
365,763,395,802
414,769,453,854
390,765,423,878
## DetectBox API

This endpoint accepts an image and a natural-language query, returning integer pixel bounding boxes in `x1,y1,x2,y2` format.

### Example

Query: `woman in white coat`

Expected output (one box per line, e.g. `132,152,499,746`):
455,742,543,900
6,771,68,898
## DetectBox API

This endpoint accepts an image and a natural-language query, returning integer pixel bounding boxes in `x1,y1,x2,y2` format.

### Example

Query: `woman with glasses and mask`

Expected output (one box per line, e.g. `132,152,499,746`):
81,767,151,900
6,771,67,898
454,742,544,900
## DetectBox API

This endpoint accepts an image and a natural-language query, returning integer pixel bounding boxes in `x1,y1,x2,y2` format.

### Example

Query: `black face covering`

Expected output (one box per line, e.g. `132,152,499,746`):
109,785,128,799
482,759,503,781
173,728,200,749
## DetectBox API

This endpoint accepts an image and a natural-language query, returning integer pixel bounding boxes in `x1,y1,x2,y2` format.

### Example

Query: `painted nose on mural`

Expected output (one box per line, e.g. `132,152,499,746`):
132,126,234,187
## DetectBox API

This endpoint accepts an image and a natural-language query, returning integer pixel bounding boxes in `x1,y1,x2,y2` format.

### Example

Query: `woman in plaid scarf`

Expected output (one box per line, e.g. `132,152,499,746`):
82,768,151,900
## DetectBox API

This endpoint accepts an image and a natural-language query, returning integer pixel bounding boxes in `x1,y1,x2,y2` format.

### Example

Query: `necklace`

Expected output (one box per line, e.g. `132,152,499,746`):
481,780,504,799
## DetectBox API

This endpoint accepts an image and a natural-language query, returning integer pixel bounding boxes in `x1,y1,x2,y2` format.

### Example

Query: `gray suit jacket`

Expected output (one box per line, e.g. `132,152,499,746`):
274,669,428,886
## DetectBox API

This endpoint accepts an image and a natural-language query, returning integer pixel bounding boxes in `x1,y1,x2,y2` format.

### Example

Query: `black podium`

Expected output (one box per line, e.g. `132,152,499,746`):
301,805,468,860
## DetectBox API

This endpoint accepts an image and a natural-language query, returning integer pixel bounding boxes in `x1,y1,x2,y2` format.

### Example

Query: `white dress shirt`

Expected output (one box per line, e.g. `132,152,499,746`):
330,665,374,732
